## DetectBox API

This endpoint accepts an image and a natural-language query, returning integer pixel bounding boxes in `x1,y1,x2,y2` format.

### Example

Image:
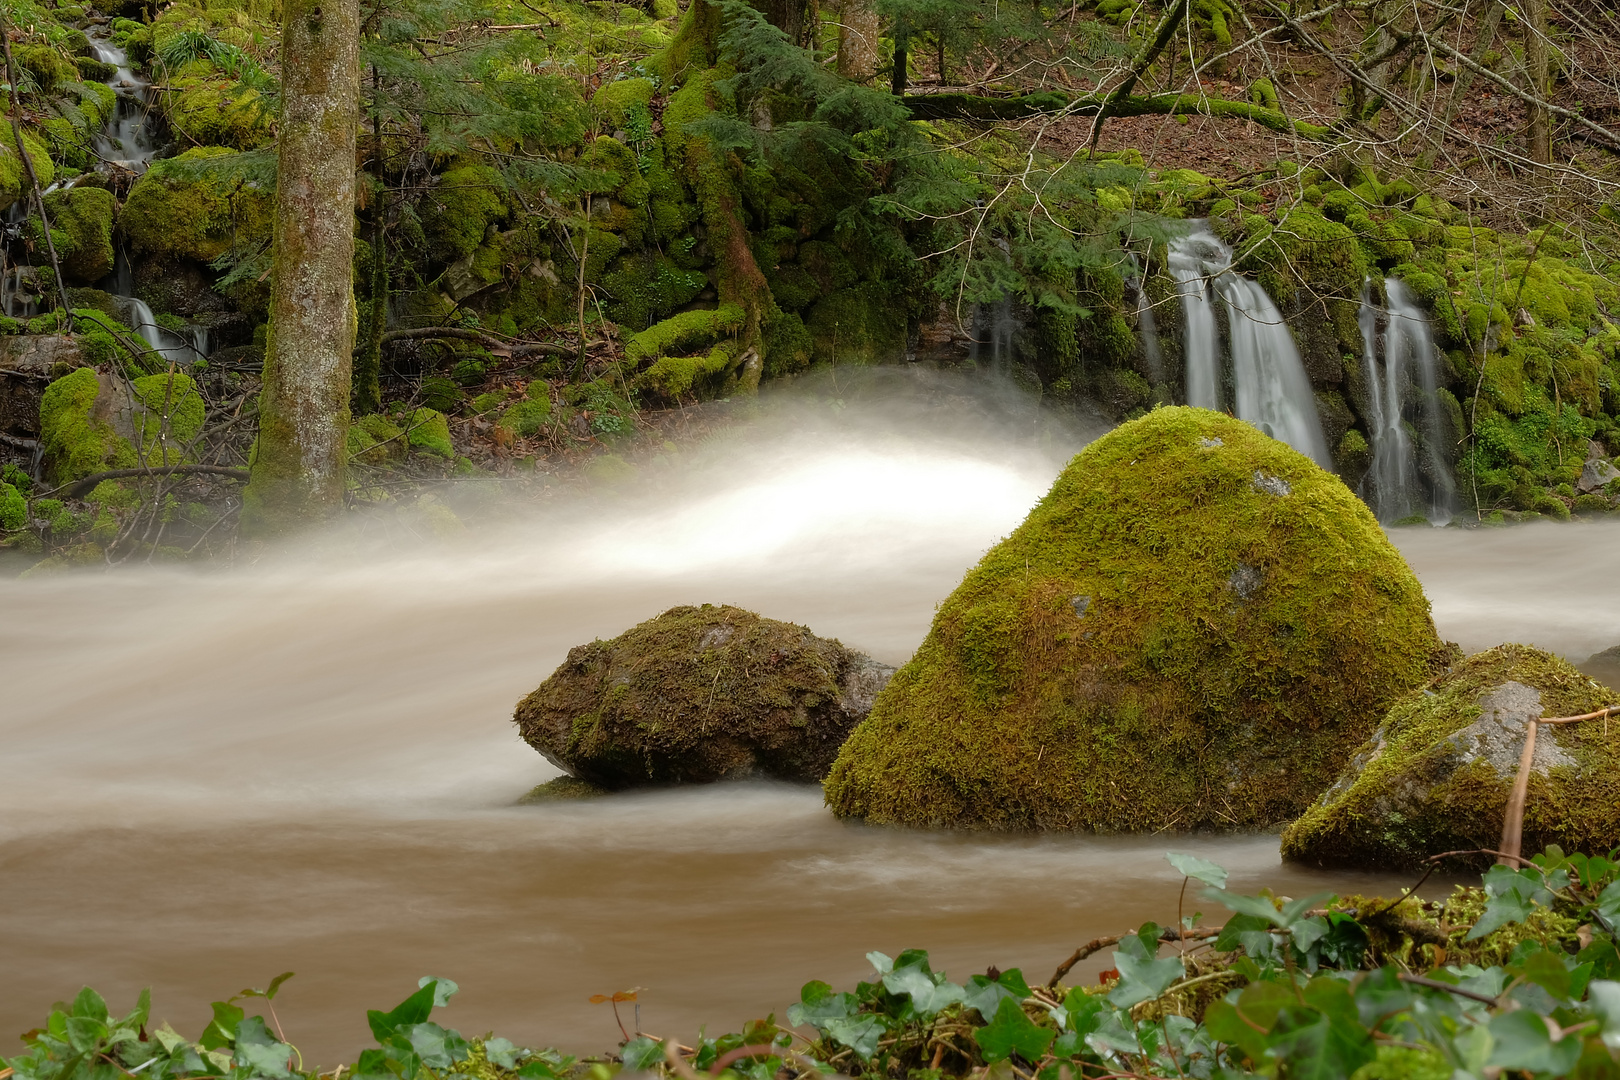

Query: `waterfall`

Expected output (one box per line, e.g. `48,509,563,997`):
1358,280,1454,525
970,297,1016,372
119,296,205,365
88,33,162,174
1127,256,1166,389
1167,226,1331,468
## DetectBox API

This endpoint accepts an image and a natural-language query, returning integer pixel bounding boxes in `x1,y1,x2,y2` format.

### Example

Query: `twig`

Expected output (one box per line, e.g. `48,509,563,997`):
1048,926,1220,987
1396,972,1499,1004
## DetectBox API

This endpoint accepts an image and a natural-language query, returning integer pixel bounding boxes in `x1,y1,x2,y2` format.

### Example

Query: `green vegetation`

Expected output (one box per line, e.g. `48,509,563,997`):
1282,644,1620,870
38,368,137,484
119,147,275,263
825,407,1445,831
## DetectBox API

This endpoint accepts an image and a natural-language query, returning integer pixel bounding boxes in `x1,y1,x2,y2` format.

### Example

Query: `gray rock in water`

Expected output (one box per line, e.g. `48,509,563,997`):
513,604,895,789
1282,644,1620,869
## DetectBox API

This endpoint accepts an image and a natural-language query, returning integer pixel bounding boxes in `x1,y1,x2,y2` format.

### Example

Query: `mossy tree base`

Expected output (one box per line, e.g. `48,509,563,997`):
824,407,1447,832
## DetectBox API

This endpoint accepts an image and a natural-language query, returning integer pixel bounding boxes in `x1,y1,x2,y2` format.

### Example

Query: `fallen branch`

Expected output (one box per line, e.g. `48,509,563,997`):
61,465,251,499
902,91,1334,140
1087,0,1189,151
1047,925,1221,987
380,326,573,358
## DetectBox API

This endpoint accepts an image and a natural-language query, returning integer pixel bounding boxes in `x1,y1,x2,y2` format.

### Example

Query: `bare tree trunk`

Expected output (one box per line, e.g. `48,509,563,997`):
837,0,880,82
242,0,361,534
1525,0,1550,164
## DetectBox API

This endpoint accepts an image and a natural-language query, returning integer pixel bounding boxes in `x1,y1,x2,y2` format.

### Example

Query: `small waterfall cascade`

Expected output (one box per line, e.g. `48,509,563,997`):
969,297,1017,373
89,34,162,174
3,266,43,319
119,295,207,365
1126,255,1166,389
1167,226,1332,468
1358,279,1456,524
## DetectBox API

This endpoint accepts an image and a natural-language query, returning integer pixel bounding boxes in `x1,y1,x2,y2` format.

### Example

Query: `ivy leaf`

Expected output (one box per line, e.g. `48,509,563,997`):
1587,980,1620,1052
1487,1009,1582,1074
1266,1005,1374,1080
1166,852,1228,889
234,1039,294,1079
417,977,459,1007
1106,933,1184,1009
404,1022,468,1069
367,983,437,1043
823,1015,885,1060
484,1038,523,1069
786,982,857,1028
881,963,965,1017
1595,880,1620,935
865,951,893,975
1083,1009,1141,1058
200,1001,246,1051
1468,865,1553,941
973,997,1055,1063
619,1037,664,1071
965,969,1033,1022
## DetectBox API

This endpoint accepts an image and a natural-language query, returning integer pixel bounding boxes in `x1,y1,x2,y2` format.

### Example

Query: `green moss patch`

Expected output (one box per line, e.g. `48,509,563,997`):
1280,644,1620,870
119,147,273,263
31,186,115,284
39,367,136,483
514,604,894,789
825,407,1445,831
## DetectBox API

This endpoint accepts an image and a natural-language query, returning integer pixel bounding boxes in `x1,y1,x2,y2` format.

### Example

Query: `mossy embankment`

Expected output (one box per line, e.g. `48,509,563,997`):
824,406,1447,831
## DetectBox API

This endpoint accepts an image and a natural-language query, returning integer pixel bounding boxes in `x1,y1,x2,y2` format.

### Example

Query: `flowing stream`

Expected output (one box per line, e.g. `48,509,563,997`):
1358,279,1456,524
3,371,1618,1062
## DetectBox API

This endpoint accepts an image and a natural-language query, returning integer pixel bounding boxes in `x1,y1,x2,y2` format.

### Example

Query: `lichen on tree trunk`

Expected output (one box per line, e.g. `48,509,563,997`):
242,0,362,534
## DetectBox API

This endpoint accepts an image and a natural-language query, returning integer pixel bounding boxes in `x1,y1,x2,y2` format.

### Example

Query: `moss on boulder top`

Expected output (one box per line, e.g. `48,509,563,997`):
1280,644,1620,870
40,367,205,482
514,604,895,788
824,406,1447,831
119,147,273,263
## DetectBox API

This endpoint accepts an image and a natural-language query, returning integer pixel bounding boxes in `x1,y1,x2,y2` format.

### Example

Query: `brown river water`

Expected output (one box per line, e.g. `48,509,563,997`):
4,370,1618,1062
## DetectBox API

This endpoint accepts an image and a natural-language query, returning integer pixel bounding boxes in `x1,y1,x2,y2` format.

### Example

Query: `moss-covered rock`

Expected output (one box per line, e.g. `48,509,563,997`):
824,407,1446,831
0,480,26,531
34,186,116,284
514,604,896,788
0,124,55,214
803,286,908,365
419,165,506,264
118,147,273,263
39,367,136,483
161,70,273,149
1280,644,1620,870
403,407,454,459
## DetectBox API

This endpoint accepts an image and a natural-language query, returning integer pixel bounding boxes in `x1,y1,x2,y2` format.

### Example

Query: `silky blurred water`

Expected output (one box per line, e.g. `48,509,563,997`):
2,369,1616,1062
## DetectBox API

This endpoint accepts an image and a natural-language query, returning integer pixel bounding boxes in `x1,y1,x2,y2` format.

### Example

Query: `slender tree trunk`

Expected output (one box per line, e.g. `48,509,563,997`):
1525,0,1550,164
890,17,909,95
0,11,72,332
837,0,880,81
354,65,386,416
242,0,361,534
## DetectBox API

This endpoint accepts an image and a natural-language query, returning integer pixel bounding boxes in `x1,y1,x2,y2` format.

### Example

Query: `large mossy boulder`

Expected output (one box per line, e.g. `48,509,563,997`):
40,367,205,483
824,406,1447,831
514,604,895,788
119,147,274,264
1281,644,1620,869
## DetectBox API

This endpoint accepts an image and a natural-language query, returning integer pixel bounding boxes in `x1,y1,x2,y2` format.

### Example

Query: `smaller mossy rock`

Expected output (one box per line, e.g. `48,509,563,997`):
824,407,1447,831
129,372,205,464
419,165,507,264
0,480,26,531
39,367,136,483
0,125,56,214
514,604,896,788
35,186,116,284
161,73,273,149
1281,644,1620,870
590,77,656,128
119,147,273,263
403,407,454,459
